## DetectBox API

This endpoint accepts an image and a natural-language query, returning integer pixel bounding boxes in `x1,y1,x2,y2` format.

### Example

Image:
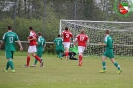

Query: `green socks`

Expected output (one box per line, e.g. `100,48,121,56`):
8,60,14,70
59,53,62,58
102,61,106,70
114,62,120,70
102,61,121,71
5,62,9,70
34,59,38,65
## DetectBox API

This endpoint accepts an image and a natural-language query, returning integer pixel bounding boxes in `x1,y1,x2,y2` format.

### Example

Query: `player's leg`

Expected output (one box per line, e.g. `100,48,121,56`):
38,51,43,63
63,42,70,60
25,53,31,67
56,48,60,58
109,51,122,74
31,51,43,67
32,52,42,63
34,51,41,65
5,50,10,72
31,46,43,67
32,52,44,67
24,46,32,67
60,48,64,59
99,52,107,73
78,46,85,66
5,51,15,72
31,46,42,63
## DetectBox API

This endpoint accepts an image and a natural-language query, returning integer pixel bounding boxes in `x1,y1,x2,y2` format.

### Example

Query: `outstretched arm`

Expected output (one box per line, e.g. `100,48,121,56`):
99,43,106,46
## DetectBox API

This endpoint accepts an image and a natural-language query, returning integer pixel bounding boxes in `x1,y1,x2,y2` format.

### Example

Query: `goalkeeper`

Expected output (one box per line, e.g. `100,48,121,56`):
62,46,78,60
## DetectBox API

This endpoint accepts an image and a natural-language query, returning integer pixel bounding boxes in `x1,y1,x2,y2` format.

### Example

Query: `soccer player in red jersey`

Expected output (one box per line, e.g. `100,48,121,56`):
24,26,44,67
74,29,89,66
61,27,73,60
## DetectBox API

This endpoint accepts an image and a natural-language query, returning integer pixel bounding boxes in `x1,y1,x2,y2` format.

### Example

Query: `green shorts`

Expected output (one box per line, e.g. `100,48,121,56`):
37,51,43,57
56,47,64,54
5,50,14,59
103,49,114,59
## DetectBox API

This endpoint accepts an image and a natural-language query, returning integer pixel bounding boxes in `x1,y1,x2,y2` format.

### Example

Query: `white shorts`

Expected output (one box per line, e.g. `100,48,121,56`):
28,45,37,53
78,46,85,53
63,42,70,49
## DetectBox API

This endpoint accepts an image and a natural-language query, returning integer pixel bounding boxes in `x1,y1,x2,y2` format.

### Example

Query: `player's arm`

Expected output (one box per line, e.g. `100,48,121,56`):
43,40,46,50
17,40,23,51
99,36,107,46
86,38,90,49
44,43,46,50
0,41,4,49
61,32,64,39
28,36,37,41
0,34,6,49
99,43,106,46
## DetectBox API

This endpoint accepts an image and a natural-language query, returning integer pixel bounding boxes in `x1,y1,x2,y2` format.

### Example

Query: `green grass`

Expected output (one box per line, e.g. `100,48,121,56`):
0,52,133,88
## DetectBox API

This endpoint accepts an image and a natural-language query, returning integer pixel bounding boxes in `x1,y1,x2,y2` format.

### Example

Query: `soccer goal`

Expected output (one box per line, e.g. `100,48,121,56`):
59,19,133,56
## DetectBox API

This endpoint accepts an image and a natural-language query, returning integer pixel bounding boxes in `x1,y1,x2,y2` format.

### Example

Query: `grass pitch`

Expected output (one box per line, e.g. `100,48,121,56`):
0,52,133,88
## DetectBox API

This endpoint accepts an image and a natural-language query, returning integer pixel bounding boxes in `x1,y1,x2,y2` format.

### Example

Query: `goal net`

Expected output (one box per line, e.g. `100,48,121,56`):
59,20,133,57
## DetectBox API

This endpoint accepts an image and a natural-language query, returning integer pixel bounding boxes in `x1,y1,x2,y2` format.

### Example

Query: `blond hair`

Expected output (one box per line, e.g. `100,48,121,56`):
80,29,85,34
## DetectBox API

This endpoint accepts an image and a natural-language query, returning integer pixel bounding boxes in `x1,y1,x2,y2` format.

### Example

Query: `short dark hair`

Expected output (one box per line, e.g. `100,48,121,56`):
29,26,33,30
38,32,42,36
105,29,110,34
58,34,61,37
65,27,68,30
8,26,12,30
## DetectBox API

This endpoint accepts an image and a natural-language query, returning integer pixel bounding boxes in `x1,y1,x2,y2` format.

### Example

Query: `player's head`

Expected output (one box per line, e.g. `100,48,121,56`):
38,32,42,36
29,26,33,30
80,29,85,34
105,29,110,34
58,34,61,37
65,27,68,31
8,26,12,30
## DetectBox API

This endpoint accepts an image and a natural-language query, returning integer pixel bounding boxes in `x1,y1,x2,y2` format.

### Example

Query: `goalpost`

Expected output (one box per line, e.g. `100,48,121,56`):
59,19,133,57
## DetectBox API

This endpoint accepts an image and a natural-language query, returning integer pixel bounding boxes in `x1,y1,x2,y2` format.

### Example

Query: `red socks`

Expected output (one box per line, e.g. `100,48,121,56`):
65,52,69,57
34,55,41,63
26,57,30,66
79,55,82,66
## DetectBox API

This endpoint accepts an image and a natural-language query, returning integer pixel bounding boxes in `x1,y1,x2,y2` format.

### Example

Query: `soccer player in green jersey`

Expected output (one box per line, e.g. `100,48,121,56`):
31,32,46,67
0,26,23,72
54,34,64,60
99,29,122,74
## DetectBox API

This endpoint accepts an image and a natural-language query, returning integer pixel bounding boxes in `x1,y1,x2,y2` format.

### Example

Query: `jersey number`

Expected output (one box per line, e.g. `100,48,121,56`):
80,36,85,41
9,37,13,43
40,40,44,46
66,34,69,38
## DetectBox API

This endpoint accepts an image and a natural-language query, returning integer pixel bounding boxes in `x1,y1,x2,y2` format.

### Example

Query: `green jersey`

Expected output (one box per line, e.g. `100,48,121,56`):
37,36,46,51
54,38,63,48
2,31,19,51
104,35,113,51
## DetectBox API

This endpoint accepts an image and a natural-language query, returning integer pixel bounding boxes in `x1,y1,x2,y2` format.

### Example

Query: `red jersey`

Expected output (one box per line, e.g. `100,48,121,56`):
76,34,89,47
29,30,37,46
62,30,73,42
